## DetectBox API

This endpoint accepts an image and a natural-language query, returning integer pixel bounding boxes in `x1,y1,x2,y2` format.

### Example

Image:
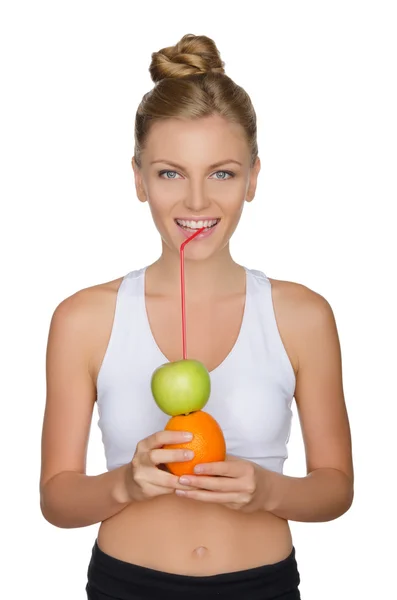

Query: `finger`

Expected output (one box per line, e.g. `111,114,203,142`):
140,480,195,497
154,469,198,491
175,489,242,503
193,460,243,476
149,448,194,466
226,454,240,461
139,430,193,452
178,474,241,492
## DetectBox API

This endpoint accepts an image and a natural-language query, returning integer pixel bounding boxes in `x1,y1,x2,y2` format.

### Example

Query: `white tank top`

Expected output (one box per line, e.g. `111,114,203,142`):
96,266,296,474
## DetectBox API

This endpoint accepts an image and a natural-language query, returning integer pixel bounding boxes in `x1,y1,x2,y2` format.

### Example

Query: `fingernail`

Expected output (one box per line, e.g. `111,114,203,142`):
184,450,194,459
179,476,190,485
183,432,193,440
194,465,203,473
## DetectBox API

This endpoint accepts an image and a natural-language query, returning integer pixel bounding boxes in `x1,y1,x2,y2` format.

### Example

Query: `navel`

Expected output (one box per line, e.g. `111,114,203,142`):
192,545,208,558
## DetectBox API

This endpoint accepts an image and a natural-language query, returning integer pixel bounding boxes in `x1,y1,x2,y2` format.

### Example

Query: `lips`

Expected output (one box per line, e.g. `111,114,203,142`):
174,218,220,231
175,219,221,240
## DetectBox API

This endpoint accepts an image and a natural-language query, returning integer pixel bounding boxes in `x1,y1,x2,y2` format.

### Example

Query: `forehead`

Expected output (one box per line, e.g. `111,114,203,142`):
143,114,249,164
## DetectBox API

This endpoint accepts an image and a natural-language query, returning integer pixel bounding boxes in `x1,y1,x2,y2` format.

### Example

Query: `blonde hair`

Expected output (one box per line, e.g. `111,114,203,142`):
133,34,258,168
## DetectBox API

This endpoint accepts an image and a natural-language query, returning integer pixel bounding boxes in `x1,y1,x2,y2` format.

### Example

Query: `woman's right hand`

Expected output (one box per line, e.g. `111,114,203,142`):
125,430,197,502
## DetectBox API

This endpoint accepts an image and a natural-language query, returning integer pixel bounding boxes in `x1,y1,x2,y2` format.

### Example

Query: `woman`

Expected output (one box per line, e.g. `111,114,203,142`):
40,33,354,599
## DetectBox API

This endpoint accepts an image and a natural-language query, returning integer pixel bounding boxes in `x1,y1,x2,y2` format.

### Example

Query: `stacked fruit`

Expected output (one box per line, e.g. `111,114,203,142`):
150,225,226,476
151,360,226,476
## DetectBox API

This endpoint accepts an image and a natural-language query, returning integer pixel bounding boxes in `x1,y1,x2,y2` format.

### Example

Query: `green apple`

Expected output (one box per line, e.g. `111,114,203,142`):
151,359,211,416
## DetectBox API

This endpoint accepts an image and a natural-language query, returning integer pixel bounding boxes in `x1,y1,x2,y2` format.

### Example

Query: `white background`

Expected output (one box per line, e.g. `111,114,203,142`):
1,1,396,598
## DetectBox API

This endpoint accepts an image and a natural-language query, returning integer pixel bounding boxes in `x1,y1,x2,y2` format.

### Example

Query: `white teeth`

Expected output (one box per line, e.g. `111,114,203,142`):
176,218,219,229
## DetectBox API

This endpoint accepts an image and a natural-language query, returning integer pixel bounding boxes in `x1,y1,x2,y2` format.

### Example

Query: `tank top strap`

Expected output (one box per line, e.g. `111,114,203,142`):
112,267,146,331
245,268,296,392
97,267,148,389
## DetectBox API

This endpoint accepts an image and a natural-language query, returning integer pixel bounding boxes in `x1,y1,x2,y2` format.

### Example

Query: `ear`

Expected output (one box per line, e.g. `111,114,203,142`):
245,156,261,203
131,156,147,203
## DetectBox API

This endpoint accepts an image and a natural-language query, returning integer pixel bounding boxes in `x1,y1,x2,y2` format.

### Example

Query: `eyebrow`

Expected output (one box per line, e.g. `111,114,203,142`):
150,159,243,169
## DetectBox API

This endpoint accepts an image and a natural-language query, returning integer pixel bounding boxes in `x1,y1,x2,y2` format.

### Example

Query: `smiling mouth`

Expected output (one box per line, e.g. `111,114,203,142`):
174,218,221,232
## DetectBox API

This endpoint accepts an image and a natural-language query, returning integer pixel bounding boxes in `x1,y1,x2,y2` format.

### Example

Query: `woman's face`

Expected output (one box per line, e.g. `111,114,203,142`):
132,114,260,259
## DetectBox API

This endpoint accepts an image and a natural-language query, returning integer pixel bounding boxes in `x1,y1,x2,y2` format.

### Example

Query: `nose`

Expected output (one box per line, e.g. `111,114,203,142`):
183,180,211,212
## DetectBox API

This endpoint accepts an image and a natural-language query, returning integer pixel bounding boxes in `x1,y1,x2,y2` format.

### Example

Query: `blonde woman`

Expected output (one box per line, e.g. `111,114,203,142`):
40,33,354,600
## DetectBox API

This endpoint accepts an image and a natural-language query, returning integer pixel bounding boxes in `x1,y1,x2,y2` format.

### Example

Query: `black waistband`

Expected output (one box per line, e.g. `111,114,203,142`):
87,539,300,599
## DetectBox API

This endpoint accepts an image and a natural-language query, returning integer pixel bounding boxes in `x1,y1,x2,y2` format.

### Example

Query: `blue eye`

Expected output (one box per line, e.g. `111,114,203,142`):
159,170,179,179
158,170,235,179
213,170,234,180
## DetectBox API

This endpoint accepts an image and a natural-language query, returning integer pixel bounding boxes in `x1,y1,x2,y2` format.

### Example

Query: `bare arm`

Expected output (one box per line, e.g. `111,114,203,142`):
40,468,132,529
40,288,198,528
40,290,132,529
262,288,354,522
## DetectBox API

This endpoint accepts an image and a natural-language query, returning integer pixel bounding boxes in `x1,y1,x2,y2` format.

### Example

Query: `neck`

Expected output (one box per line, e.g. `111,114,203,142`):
147,244,244,300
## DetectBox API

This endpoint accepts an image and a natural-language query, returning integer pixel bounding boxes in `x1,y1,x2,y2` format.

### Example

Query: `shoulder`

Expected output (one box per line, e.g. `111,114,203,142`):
48,275,125,377
268,276,333,318
51,275,124,327
267,276,337,374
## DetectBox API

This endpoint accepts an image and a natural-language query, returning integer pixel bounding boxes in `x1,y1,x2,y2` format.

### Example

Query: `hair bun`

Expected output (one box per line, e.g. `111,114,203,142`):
149,34,225,83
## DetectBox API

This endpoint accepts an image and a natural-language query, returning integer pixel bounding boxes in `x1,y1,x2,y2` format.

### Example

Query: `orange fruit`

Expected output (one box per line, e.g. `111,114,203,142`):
163,410,226,476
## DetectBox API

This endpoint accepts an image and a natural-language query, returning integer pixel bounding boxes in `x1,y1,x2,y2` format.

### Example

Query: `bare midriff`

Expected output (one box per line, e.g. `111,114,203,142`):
97,495,293,575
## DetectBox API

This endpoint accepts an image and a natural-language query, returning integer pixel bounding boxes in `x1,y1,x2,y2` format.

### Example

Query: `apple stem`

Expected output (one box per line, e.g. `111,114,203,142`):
180,228,205,360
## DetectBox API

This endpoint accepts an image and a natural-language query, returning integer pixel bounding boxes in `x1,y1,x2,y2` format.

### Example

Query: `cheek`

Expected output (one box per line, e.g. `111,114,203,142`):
214,178,247,199
216,183,247,215
146,183,178,221
148,179,186,204
147,203,167,233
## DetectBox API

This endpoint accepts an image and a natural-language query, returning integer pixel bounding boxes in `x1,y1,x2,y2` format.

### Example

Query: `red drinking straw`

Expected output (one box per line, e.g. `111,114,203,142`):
180,227,205,359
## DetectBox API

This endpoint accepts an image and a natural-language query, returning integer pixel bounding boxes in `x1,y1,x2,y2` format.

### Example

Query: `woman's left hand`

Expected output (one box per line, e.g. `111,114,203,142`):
175,454,269,512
